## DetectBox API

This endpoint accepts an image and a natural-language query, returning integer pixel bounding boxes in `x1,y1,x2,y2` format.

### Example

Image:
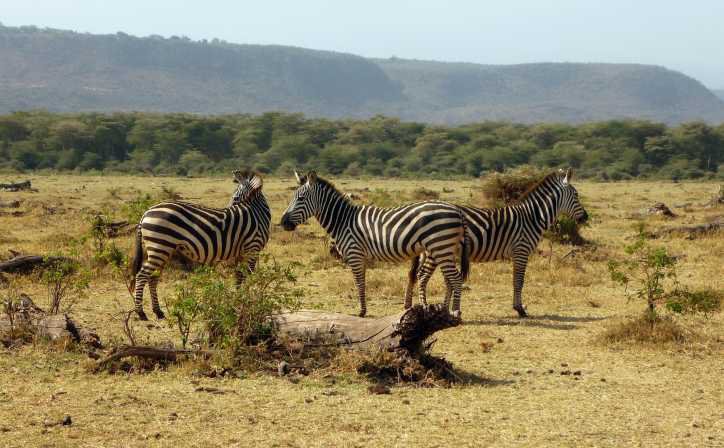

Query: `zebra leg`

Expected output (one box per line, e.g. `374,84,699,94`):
133,264,155,320
350,260,367,317
149,275,165,319
439,259,464,315
416,256,438,306
512,250,530,318
403,255,422,309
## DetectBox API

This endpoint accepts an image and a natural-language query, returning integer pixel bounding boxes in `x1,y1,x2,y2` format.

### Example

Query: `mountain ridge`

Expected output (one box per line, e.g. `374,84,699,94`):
1,24,723,124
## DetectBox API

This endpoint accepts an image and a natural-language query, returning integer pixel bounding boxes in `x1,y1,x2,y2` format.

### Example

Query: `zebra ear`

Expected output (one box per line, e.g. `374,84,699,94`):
563,168,572,185
294,170,306,185
232,170,243,184
307,171,318,184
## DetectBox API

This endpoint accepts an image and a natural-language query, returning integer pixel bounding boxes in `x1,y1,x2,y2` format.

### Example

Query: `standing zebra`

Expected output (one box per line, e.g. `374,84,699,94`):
130,170,271,320
281,171,469,317
405,169,588,317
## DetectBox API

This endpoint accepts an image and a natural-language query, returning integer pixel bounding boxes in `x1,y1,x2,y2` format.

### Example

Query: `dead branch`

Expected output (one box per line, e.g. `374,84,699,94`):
93,345,213,371
0,200,21,208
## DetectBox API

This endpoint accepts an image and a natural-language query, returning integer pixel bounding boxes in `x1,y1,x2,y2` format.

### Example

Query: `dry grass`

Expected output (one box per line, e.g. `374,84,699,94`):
0,175,723,447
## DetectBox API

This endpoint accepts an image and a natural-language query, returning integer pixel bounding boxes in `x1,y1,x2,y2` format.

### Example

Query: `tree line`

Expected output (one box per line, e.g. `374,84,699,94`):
0,111,722,180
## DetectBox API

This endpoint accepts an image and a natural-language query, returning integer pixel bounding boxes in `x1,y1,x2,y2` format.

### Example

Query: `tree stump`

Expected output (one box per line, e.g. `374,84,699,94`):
270,304,461,353
647,202,676,218
0,295,101,348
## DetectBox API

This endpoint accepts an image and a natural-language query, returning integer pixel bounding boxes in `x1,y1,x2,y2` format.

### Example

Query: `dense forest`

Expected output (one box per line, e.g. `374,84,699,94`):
1,111,722,180
2,24,724,124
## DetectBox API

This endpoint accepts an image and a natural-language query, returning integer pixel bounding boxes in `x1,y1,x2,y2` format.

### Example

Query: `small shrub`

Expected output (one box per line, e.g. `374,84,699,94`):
479,165,546,207
411,187,440,201
608,226,678,313
122,192,156,224
170,256,303,353
599,312,688,345
42,244,91,314
665,288,722,315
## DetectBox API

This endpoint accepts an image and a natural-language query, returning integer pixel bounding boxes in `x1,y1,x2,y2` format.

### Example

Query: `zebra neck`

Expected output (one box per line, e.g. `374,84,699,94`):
520,188,561,230
315,192,357,239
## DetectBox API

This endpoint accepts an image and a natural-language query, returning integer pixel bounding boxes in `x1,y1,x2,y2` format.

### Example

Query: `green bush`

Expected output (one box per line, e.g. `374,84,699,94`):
168,256,302,352
665,288,721,315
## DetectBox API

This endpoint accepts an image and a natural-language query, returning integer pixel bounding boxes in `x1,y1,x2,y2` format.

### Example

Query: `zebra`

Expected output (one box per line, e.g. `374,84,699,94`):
129,170,271,320
405,169,588,318
280,171,469,317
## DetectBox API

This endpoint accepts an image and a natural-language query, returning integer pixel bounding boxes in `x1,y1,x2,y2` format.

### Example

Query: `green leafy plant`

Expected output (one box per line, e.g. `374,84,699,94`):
121,192,156,224
42,243,91,314
168,256,303,352
608,225,678,314
665,288,721,315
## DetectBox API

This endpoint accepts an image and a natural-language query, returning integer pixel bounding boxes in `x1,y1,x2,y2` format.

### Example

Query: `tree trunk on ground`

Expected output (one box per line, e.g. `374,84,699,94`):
0,200,21,208
0,180,33,192
0,253,70,274
270,304,461,353
653,217,723,239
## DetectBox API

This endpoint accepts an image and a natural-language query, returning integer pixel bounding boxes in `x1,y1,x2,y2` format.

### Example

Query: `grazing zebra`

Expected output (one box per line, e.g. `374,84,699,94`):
280,171,469,317
130,170,271,320
405,169,588,317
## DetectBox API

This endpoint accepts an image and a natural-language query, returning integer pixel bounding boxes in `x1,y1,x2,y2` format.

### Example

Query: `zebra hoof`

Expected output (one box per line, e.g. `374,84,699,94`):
137,311,149,321
358,310,367,318
514,306,528,318
154,310,166,320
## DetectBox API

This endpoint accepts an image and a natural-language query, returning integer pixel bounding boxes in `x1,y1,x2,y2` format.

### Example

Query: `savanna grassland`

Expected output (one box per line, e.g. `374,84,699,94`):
0,174,722,447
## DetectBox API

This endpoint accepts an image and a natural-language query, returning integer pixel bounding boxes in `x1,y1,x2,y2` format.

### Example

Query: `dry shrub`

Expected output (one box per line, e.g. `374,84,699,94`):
480,166,587,245
599,312,690,345
411,187,440,201
332,344,462,387
479,165,546,207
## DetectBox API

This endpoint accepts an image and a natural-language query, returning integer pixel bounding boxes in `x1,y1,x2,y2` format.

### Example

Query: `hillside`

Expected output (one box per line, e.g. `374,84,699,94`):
714,89,724,101
2,24,724,124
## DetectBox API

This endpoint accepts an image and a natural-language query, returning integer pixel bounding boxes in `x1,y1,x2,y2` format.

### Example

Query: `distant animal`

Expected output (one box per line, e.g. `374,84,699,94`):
405,169,588,317
280,171,469,317
130,170,271,320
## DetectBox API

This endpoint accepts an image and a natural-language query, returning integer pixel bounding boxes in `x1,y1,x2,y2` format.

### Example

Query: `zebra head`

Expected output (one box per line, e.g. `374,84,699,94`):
281,170,319,231
557,168,588,224
228,170,263,207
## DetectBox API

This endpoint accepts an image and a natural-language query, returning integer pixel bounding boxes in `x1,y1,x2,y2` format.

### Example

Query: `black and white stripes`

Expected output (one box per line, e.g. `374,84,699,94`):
281,171,469,317
129,171,271,320
407,169,588,317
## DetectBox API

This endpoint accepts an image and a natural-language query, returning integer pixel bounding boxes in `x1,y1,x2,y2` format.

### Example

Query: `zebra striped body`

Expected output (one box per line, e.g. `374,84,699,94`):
281,171,469,317
407,169,588,317
130,171,270,320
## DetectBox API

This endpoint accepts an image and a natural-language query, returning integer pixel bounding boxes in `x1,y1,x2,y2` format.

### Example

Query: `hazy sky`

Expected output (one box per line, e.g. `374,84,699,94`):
3,0,723,88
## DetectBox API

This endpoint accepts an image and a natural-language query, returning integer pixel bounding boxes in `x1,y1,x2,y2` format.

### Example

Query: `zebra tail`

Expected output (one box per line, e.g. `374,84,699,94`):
460,218,470,282
130,224,144,291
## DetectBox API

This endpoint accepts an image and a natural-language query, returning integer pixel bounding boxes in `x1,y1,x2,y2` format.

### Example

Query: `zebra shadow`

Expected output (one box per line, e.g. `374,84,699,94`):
463,314,606,331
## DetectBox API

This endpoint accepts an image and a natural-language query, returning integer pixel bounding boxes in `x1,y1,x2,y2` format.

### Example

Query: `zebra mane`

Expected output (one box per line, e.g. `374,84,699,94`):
313,175,355,206
514,171,563,204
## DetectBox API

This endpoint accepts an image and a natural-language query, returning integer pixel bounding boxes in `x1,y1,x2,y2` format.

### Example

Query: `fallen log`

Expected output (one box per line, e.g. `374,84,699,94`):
0,253,71,274
91,305,459,372
270,304,461,353
652,217,723,239
0,180,33,192
0,200,20,208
